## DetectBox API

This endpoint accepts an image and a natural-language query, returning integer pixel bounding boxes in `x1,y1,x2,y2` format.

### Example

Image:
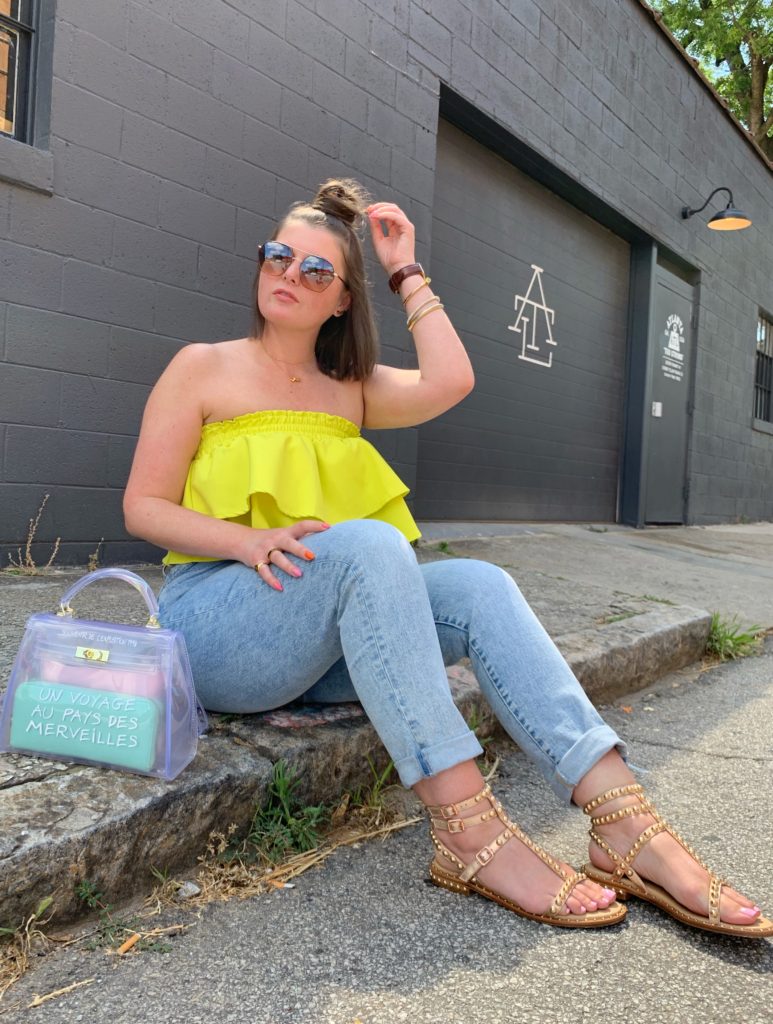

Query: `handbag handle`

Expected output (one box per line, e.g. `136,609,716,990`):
57,567,160,628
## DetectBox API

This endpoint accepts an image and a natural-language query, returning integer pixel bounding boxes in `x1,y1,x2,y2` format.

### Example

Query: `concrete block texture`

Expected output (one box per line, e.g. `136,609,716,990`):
0,0,771,562
5,306,109,376
4,425,110,486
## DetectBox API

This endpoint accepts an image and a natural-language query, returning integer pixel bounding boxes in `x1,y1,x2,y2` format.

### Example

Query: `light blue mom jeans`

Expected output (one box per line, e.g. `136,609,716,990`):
158,520,624,801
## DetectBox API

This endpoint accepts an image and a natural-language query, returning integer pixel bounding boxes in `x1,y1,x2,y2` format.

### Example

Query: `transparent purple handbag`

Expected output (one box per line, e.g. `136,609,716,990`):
0,568,207,780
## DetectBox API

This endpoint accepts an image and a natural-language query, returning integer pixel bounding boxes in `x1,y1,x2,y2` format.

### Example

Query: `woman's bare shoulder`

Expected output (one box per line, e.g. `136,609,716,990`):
159,339,250,388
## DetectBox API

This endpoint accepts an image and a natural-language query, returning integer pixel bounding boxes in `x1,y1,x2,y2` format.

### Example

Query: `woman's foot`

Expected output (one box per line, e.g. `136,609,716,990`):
586,787,763,927
429,786,619,919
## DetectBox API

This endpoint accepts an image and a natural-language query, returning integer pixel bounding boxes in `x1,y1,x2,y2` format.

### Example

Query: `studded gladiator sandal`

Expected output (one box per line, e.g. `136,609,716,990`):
582,783,773,938
425,783,626,928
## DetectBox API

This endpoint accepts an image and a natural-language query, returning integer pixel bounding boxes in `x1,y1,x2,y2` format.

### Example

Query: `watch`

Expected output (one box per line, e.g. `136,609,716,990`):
388,263,425,294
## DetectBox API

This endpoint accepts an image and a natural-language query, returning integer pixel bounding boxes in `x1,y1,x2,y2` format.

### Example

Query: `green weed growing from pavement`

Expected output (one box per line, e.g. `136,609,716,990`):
74,881,174,954
705,613,762,661
352,753,395,806
75,881,129,950
247,760,328,864
347,756,399,826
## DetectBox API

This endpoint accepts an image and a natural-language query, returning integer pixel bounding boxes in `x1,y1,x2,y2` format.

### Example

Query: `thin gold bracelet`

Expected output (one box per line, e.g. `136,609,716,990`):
407,302,444,332
406,296,440,330
406,294,439,323
401,276,431,306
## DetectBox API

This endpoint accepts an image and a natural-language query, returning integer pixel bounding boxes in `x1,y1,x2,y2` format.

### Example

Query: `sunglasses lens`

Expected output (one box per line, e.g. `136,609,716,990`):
259,242,293,276
300,256,336,291
259,243,341,291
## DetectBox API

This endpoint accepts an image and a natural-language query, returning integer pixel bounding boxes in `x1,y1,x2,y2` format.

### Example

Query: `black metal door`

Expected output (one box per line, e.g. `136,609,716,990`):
414,121,630,521
644,269,694,523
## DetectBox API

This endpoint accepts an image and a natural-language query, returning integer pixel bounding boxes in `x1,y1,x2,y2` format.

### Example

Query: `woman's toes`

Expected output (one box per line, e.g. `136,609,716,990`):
564,894,587,915
574,879,608,906
738,907,760,920
723,885,758,910
723,893,761,925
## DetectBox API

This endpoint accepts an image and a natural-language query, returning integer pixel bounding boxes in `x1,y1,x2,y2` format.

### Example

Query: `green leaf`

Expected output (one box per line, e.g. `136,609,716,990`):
35,896,54,919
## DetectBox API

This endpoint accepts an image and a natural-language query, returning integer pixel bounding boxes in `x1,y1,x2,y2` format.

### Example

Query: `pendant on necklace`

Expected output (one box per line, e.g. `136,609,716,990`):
289,376,301,383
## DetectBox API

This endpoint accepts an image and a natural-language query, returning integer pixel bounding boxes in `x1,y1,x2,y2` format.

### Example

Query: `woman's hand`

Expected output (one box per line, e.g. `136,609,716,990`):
243,520,331,591
366,202,416,277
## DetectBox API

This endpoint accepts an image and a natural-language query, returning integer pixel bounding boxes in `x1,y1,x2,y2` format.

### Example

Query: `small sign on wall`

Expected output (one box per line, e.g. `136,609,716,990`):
661,314,685,382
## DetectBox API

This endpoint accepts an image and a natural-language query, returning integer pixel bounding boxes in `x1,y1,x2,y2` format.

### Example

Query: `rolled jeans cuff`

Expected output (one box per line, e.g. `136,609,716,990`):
393,729,484,789
552,726,628,805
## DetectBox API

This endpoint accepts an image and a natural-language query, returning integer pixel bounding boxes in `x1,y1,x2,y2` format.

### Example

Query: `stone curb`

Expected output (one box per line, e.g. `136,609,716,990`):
0,604,710,927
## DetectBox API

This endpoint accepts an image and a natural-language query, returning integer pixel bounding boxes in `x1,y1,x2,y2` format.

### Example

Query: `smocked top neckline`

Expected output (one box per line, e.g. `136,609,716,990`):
201,409,362,441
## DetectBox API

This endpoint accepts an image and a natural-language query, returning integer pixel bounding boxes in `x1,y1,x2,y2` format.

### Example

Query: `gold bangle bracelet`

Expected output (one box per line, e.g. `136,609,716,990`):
401,276,431,306
407,303,444,332
406,295,440,328
407,299,442,330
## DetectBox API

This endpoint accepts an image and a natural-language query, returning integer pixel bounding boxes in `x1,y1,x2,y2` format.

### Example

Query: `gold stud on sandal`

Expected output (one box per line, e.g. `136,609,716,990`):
581,784,773,938
425,784,626,929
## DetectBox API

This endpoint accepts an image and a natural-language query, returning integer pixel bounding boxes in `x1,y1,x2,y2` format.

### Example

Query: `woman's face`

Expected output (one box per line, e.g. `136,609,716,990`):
257,220,351,333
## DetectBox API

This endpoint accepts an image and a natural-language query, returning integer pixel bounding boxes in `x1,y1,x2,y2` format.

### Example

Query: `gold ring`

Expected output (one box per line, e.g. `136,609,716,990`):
266,547,281,560
254,562,267,572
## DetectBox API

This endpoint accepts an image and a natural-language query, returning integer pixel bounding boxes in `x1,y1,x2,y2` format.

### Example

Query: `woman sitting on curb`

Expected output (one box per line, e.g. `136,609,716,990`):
124,178,771,936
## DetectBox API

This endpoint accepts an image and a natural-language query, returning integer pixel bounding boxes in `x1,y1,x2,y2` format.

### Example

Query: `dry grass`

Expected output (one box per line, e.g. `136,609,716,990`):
0,782,425,1005
1,755,502,1005
4,494,61,574
0,898,72,1003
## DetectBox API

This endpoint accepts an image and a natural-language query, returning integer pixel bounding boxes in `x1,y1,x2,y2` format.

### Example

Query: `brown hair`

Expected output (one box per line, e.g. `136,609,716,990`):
251,179,379,380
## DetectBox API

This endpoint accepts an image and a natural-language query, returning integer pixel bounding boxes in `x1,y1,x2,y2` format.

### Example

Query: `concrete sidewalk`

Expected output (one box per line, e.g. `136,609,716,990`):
1,521,770,928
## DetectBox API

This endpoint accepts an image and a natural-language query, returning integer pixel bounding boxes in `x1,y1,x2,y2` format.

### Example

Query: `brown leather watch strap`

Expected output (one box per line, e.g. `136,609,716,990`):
388,262,424,293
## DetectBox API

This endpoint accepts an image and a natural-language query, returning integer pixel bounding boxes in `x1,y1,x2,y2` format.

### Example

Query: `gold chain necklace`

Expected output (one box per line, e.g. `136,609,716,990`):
260,343,315,384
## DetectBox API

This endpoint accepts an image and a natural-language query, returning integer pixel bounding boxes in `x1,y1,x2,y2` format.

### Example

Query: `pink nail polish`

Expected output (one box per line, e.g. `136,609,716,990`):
292,568,302,578
603,888,616,898
739,907,759,916
273,581,283,592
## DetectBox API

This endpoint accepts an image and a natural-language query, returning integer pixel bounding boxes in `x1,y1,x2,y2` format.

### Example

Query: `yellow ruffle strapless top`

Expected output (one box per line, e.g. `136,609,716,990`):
163,409,421,564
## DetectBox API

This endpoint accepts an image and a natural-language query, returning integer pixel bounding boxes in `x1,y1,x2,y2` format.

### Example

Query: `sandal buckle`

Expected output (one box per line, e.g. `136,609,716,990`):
476,847,493,866
438,804,458,820
446,818,465,833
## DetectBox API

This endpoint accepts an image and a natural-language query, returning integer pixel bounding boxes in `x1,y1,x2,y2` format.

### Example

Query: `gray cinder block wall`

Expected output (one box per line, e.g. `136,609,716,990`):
1,0,771,565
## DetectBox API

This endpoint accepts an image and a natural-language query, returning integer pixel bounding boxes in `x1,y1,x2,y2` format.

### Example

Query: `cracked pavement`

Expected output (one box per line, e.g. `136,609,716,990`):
3,644,773,1023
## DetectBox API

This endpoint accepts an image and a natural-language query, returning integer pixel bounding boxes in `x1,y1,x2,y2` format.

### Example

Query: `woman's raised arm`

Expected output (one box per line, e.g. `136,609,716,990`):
362,201,475,430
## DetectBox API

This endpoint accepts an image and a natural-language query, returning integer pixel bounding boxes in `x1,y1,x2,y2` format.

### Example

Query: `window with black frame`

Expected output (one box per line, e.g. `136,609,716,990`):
754,313,773,425
0,0,34,142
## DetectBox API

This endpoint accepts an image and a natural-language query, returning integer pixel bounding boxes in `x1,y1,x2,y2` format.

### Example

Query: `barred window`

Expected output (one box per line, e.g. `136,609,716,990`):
0,1,34,141
754,313,773,424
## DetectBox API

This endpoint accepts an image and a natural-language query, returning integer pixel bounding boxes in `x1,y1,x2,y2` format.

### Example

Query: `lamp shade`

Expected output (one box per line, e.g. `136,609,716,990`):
708,207,752,231
682,188,752,231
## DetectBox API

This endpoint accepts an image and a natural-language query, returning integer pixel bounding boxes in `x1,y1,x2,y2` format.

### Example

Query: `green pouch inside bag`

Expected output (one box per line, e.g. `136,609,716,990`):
10,680,160,773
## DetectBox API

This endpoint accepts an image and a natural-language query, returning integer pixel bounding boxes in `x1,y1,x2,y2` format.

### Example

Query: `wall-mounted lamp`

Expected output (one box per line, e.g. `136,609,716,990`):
681,187,752,231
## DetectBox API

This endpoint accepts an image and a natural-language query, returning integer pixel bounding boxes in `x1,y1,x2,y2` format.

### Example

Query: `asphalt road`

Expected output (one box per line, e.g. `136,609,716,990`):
3,642,772,1023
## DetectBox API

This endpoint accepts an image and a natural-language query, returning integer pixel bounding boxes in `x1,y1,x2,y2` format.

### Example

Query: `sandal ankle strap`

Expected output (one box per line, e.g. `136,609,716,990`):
425,782,495,821
581,783,644,815
590,799,658,826
426,783,570,887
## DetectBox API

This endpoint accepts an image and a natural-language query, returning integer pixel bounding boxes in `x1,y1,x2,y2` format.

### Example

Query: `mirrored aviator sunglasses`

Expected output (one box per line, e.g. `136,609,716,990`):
258,241,347,292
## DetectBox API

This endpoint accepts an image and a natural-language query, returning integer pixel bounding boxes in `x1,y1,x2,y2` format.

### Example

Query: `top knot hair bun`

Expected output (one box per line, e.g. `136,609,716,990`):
311,178,370,228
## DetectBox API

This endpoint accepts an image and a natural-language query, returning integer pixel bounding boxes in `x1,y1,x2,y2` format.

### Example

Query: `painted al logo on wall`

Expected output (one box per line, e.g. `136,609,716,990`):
508,265,556,368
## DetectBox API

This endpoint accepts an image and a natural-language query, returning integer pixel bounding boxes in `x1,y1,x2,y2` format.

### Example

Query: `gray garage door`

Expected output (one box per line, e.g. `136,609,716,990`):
413,121,630,521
